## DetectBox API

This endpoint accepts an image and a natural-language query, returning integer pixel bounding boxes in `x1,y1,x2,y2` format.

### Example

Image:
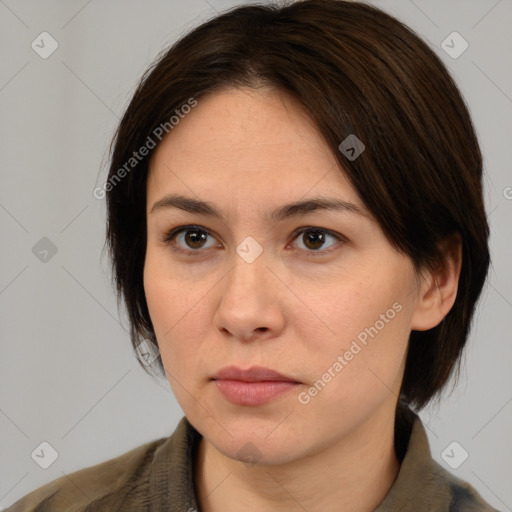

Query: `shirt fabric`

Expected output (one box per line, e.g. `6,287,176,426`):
4,409,499,511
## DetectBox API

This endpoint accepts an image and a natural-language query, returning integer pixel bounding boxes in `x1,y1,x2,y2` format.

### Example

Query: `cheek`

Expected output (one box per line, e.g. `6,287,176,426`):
301,263,408,347
299,262,414,395
144,268,213,416
143,258,213,374
297,308,410,433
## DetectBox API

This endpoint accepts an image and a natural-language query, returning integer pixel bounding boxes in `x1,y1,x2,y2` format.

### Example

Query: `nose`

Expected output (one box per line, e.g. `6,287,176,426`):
213,249,286,343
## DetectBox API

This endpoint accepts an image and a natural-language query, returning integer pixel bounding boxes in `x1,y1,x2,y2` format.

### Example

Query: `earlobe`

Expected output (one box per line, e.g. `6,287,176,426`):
410,234,462,331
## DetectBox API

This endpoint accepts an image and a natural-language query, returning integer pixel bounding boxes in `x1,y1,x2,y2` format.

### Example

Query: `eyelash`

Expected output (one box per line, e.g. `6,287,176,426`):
160,225,346,258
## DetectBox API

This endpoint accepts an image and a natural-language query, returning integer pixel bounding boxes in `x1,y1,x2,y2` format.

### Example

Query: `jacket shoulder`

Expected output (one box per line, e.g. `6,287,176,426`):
3,437,166,512
431,459,502,512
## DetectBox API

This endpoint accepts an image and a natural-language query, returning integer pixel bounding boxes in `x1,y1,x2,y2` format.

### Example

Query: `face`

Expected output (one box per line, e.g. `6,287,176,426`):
144,86,421,465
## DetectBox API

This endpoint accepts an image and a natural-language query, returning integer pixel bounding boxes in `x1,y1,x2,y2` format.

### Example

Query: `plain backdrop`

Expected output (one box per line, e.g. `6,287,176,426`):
1,0,511,510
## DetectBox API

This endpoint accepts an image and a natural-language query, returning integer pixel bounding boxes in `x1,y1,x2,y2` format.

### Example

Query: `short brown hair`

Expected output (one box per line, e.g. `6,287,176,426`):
104,0,490,410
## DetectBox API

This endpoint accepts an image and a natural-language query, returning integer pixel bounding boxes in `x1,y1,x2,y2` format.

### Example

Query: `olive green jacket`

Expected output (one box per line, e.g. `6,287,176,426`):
4,411,499,511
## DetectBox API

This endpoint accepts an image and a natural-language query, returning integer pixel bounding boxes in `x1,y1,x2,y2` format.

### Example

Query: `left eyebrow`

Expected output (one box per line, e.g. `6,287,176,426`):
268,196,368,223
149,193,368,222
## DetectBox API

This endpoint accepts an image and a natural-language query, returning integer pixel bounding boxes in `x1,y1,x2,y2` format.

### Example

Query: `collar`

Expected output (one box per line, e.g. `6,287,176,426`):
148,410,491,511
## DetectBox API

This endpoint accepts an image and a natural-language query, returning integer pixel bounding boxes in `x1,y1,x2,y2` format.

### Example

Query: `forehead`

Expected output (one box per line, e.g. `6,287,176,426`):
147,86,363,211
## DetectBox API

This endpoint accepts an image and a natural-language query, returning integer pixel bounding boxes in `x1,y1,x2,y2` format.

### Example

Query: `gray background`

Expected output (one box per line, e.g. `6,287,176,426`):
0,0,511,509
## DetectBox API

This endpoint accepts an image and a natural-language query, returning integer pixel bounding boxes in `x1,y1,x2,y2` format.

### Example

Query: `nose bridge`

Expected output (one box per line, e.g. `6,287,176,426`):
226,238,268,298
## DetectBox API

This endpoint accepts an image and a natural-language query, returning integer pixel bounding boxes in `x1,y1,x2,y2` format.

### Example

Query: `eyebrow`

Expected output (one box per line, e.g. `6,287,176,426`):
150,193,367,223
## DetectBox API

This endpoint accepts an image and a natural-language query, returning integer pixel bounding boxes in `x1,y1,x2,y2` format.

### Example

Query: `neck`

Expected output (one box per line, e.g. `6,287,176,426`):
195,406,401,512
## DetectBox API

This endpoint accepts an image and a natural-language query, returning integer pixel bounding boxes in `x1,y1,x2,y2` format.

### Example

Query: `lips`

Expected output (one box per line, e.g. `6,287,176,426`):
211,366,301,406
211,365,299,383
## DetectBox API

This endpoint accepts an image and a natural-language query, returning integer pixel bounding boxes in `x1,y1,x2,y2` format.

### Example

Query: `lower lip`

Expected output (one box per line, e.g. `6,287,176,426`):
214,379,299,406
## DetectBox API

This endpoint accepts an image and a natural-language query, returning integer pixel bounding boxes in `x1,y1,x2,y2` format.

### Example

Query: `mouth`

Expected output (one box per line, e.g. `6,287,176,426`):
211,366,301,406
211,365,300,382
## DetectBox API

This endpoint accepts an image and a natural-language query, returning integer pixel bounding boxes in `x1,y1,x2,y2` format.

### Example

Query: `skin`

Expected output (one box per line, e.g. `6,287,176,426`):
144,86,461,512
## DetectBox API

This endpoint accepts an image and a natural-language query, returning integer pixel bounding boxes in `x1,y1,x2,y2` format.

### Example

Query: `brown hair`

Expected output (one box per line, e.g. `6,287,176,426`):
104,0,490,410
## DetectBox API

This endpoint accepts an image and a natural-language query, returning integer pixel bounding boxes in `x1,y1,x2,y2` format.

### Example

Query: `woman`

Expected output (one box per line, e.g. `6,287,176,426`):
5,0,498,510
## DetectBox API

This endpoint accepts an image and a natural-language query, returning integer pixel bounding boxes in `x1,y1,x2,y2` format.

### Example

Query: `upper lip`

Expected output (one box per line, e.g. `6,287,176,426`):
212,365,299,383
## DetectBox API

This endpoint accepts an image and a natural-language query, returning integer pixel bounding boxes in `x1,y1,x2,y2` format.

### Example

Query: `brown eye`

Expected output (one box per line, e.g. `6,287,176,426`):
183,228,208,249
301,230,326,250
291,227,344,255
163,226,220,253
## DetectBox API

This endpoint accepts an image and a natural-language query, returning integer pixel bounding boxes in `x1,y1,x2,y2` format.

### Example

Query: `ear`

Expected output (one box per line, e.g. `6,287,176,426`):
410,233,462,331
